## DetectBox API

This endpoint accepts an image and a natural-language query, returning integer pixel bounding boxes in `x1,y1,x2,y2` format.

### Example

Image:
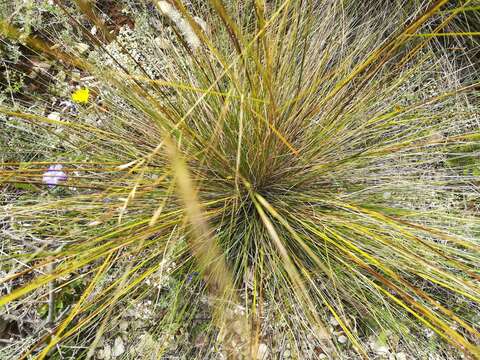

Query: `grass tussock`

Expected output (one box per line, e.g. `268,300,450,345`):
0,0,479,359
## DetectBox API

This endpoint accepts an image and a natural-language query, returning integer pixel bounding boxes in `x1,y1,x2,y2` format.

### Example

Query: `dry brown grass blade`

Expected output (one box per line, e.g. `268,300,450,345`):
164,137,252,357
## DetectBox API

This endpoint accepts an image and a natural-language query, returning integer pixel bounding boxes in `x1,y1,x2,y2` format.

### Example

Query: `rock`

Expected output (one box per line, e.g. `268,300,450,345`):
373,342,390,355
371,332,390,355
337,335,348,344
132,320,143,330
47,112,61,121
97,343,111,360
318,354,328,359
112,336,125,357
119,320,129,331
329,316,339,326
154,37,170,50
395,352,407,360
424,329,435,338
256,343,269,360
315,325,331,341
71,70,81,81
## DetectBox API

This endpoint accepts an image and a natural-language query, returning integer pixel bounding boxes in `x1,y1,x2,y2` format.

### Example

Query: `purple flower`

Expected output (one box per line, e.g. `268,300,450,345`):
186,272,199,284
42,164,67,188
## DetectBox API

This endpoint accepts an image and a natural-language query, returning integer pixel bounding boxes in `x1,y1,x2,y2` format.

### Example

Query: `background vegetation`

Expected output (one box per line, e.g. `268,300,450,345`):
1,0,479,359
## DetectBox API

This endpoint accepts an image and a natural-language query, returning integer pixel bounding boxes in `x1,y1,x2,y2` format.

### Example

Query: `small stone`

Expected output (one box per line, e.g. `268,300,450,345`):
318,354,328,359
395,352,407,360
424,329,435,338
256,343,269,360
373,343,389,355
315,325,330,340
112,337,125,357
47,112,61,121
119,320,129,331
71,70,81,81
97,344,111,360
154,37,170,49
329,316,339,326
337,335,348,344
283,349,291,358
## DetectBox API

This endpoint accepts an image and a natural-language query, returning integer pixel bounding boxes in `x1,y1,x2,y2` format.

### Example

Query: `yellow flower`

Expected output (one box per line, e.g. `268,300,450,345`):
71,88,90,104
